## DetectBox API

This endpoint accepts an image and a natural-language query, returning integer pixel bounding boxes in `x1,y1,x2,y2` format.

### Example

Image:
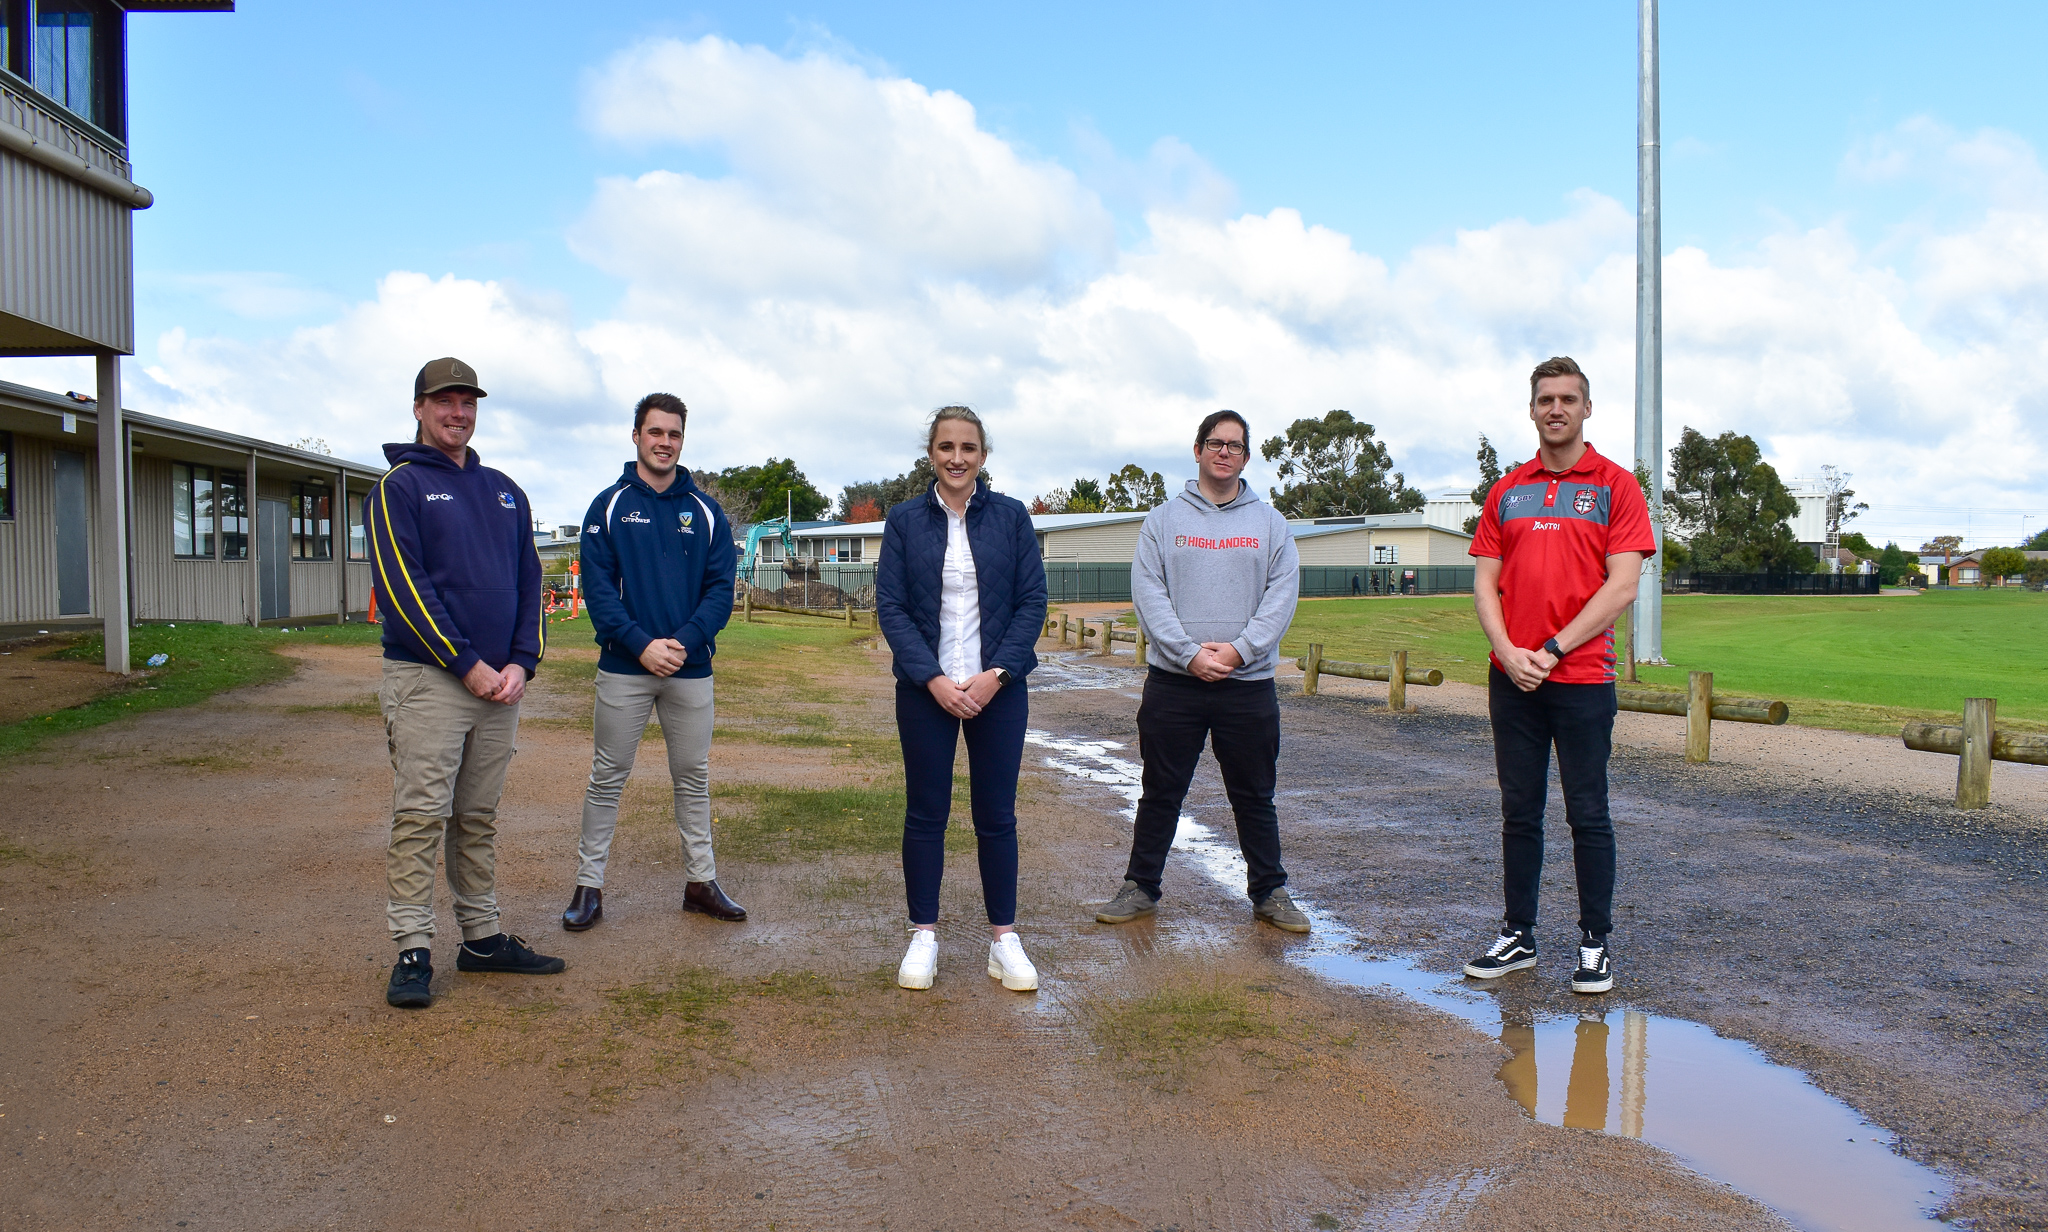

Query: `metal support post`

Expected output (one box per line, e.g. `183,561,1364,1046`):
1632,0,1666,667
94,353,130,673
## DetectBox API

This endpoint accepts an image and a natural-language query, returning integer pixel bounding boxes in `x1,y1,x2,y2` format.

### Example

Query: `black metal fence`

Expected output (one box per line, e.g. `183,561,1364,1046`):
1299,565,1475,597
1044,562,1134,602
1668,571,1881,595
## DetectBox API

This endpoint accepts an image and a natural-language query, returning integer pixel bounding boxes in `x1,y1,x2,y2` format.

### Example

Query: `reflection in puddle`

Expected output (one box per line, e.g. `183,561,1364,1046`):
1030,650,1146,694
1027,730,1952,1232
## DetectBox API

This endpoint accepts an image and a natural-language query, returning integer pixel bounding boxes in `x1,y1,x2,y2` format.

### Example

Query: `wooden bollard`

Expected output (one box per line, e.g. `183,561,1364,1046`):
743,591,753,623
1958,697,1995,810
844,601,855,626
1303,643,1323,695
1686,671,1713,763
1098,619,1115,657
1388,650,1408,710
1135,626,1148,667
1061,613,1073,646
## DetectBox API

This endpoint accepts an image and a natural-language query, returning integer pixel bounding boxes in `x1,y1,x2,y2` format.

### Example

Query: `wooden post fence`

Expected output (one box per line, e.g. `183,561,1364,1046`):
1901,699,2048,809
1686,671,1713,763
742,591,753,623
1135,626,1147,667
1302,643,1324,694
1388,650,1409,711
1291,647,1443,708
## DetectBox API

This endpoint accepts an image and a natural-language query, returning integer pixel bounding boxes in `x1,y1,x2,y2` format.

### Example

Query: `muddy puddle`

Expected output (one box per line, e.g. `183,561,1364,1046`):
1026,723,1954,1232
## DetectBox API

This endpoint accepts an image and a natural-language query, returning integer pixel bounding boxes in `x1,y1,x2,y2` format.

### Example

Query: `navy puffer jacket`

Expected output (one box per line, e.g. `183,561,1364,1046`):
876,480,1046,686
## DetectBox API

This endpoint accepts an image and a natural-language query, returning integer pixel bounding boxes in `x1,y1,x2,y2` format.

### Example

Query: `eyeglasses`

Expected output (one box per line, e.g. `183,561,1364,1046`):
1201,438,1247,457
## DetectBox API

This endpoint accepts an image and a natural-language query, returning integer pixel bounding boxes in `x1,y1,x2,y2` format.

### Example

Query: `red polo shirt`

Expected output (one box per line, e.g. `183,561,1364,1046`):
1469,442,1655,684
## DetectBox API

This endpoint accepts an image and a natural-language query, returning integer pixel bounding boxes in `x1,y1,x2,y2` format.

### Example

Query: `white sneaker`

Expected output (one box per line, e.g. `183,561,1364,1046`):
987,932,1039,992
897,928,937,990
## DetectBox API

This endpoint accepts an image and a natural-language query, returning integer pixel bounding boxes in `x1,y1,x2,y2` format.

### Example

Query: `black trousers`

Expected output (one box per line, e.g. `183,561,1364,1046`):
1489,666,1617,938
1126,668,1287,903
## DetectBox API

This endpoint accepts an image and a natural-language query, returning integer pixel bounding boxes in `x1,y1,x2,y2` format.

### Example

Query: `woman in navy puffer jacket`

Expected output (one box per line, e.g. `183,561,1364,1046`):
875,406,1047,993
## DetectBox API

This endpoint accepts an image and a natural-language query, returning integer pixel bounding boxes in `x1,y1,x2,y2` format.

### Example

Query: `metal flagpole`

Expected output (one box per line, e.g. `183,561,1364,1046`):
1632,0,1666,664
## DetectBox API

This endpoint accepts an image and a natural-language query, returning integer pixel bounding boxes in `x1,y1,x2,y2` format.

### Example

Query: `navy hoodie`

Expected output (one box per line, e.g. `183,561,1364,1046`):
365,442,545,680
579,463,735,677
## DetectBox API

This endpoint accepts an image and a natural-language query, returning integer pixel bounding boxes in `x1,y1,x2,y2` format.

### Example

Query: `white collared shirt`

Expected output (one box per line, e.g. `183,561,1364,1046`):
936,494,982,684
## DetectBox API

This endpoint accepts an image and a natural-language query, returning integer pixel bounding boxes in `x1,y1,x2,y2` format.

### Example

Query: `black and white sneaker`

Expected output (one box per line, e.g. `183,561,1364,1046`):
455,932,567,975
385,948,434,1009
1463,925,1537,979
1570,933,1614,994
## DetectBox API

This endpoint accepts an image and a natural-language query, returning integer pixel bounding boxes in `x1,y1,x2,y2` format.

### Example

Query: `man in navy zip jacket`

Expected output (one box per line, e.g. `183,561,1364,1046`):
366,357,562,1010
560,393,744,931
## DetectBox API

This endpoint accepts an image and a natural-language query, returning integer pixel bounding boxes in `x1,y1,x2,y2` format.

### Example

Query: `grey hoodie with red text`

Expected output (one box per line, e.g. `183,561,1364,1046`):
1131,479,1300,680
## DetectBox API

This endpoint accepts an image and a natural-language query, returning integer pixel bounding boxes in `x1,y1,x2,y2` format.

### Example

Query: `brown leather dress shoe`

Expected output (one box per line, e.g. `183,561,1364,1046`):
683,879,746,921
562,886,602,931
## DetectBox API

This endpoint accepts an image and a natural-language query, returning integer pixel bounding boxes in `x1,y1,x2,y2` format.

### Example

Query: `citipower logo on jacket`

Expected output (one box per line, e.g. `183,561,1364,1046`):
1174,534,1260,549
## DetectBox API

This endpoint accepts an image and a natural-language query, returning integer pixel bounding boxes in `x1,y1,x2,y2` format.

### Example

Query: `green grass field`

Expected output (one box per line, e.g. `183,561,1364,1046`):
1278,588,2048,734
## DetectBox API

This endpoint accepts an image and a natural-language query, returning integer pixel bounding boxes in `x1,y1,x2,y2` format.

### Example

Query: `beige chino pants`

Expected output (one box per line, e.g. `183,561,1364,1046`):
379,659,520,951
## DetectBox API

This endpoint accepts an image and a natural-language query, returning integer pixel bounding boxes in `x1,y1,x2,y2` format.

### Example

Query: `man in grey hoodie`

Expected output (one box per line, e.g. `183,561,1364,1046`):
1094,410,1309,932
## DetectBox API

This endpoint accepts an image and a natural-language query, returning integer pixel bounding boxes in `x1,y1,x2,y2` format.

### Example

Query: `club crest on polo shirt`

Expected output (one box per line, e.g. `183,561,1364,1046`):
1573,488,1598,514
679,510,694,534
497,491,517,510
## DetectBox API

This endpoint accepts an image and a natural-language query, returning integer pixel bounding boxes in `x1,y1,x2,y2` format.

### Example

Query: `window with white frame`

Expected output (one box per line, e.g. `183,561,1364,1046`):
1373,543,1399,564
171,463,216,558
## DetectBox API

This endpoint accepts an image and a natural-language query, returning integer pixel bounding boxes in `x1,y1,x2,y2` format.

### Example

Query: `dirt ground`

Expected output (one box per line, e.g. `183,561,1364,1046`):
0,631,1805,1231
1030,642,2046,1231
0,636,128,725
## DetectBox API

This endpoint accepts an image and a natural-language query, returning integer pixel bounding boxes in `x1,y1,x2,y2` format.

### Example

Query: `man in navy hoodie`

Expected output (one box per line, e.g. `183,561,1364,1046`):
559,392,744,931
367,357,563,1010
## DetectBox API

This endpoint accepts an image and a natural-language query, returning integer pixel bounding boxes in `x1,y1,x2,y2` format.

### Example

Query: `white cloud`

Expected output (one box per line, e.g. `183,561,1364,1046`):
91,46,2048,549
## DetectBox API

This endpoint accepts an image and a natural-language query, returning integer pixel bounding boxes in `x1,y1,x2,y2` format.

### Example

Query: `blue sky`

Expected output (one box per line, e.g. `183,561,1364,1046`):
9,1,2047,546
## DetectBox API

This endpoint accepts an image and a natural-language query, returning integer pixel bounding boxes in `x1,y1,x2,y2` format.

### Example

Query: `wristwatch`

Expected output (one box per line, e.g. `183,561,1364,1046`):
993,667,1014,687
1542,637,1564,660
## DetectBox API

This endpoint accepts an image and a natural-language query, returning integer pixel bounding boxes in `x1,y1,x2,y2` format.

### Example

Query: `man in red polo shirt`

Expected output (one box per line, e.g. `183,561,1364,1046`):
1462,356,1654,994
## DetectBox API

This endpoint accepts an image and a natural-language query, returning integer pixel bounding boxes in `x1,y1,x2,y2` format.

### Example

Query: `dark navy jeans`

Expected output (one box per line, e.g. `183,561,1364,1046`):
1488,666,1618,938
1126,668,1287,904
896,679,1027,926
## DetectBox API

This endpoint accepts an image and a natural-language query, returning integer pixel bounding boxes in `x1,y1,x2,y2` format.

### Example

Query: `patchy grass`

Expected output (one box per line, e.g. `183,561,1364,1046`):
709,782,972,861
0,622,385,760
287,694,381,718
1280,588,2048,733
1080,978,1278,1083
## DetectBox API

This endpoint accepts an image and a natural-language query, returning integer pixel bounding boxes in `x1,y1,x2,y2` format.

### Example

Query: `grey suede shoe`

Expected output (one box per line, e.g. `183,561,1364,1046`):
1253,888,1311,933
1093,879,1159,924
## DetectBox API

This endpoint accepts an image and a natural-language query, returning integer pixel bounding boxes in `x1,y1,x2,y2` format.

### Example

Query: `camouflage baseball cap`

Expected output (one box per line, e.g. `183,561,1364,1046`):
414,357,488,399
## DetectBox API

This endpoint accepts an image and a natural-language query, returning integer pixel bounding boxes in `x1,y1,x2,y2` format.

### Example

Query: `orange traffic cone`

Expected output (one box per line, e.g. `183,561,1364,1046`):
368,589,380,624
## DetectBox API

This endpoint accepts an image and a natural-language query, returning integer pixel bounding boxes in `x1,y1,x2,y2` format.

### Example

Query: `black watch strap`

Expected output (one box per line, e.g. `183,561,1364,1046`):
1543,637,1564,659
994,667,1014,687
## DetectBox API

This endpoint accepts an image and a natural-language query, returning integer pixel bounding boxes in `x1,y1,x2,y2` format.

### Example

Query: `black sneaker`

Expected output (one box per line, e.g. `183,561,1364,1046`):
1570,933,1614,994
1463,925,1537,979
386,948,434,1009
455,932,567,975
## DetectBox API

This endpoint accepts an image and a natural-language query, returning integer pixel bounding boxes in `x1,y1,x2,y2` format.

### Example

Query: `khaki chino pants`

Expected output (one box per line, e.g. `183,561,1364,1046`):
379,659,520,950
577,669,716,888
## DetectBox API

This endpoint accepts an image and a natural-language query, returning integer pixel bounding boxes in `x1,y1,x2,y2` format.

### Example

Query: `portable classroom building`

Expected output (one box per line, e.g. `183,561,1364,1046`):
0,378,384,630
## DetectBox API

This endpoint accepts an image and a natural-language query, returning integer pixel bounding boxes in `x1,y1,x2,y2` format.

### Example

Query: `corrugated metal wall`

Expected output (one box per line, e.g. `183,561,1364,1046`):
129,456,372,623
1294,527,1470,567
0,433,98,621
1041,521,1144,563
0,84,136,354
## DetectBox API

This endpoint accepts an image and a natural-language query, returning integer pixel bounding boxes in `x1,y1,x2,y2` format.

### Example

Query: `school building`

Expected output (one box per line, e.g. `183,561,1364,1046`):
3,0,238,668
0,377,385,630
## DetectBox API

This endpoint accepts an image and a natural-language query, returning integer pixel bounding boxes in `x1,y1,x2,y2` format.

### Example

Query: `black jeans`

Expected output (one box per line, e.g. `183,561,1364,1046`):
1126,668,1287,903
896,680,1026,926
1489,666,1617,937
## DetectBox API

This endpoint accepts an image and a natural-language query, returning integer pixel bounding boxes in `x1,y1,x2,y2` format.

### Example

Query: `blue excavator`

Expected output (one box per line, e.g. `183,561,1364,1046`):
737,517,798,590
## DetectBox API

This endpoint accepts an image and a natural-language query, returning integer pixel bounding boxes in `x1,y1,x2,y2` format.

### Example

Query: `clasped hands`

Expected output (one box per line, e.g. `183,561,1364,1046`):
927,669,1003,719
461,659,529,705
1497,643,1562,692
1187,641,1243,682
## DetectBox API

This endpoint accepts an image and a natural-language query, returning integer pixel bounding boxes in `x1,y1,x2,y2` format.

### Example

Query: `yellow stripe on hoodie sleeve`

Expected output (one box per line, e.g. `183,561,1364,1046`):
369,464,453,666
